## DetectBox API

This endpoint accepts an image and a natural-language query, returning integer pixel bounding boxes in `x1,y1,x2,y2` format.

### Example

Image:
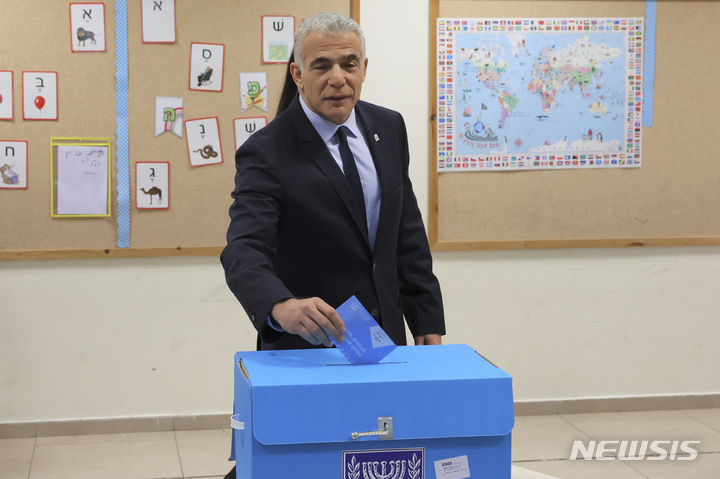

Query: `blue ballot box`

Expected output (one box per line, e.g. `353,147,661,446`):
231,344,514,479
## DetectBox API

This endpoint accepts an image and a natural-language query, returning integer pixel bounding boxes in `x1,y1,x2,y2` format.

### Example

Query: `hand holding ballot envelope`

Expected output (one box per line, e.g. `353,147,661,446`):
272,295,441,354
271,297,346,347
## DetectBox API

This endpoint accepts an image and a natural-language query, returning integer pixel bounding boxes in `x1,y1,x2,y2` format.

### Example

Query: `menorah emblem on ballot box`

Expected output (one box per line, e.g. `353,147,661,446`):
345,449,423,479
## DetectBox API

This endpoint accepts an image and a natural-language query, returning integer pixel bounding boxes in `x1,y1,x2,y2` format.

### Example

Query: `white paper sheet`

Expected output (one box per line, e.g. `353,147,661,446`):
57,145,109,215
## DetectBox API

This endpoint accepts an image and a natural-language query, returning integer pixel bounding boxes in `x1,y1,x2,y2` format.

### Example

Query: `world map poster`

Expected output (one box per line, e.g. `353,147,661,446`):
437,18,643,172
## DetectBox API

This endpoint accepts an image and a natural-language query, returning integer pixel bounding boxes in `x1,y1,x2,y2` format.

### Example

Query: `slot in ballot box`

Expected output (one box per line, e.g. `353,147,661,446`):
231,344,514,479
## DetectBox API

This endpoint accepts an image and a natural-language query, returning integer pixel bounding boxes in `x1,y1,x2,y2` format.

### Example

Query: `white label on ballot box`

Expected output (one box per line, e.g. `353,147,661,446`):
332,295,397,364
434,455,470,479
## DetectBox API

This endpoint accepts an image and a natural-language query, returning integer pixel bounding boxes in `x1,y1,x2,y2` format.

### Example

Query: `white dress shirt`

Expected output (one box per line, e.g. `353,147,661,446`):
299,96,381,249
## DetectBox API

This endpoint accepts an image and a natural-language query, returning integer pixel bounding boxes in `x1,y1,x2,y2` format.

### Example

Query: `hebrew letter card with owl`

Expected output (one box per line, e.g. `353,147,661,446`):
185,117,223,167
262,16,295,64
136,162,169,209
239,72,268,113
190,43,225,92
70,3,106,52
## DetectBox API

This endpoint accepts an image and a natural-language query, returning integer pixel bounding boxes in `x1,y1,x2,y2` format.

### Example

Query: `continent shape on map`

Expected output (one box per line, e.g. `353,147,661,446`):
528,34,622,114
455,31,627,157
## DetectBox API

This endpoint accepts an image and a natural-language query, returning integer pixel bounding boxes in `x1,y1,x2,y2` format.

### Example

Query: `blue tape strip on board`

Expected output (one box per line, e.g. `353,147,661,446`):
115,0,130,247
643,0,656,127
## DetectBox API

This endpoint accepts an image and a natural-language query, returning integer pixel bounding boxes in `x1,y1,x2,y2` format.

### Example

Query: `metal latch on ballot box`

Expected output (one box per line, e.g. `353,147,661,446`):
351,416,393,441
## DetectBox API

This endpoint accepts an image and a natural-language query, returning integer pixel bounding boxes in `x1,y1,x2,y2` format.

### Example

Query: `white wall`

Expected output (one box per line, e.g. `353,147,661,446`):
1,0,719,424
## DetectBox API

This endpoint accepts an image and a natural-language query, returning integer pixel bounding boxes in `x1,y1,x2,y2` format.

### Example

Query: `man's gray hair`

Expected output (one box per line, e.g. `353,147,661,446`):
293,12,365,71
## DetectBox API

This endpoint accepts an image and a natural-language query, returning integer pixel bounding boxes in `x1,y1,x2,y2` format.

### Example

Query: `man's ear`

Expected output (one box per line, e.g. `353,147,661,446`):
290,63,303,89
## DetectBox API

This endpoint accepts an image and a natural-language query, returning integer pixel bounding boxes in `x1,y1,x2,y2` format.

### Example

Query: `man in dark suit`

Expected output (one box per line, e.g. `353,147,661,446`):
221,12,444,352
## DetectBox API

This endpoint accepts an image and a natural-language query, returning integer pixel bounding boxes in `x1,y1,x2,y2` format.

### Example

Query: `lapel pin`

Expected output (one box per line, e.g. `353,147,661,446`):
374,134,380,142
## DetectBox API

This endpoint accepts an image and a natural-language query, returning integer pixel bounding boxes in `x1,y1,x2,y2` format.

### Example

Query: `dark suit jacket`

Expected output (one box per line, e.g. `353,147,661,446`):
221,96,444,350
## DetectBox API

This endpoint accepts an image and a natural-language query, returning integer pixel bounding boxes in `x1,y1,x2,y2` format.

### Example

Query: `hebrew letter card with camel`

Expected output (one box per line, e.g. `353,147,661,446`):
136,162,169,209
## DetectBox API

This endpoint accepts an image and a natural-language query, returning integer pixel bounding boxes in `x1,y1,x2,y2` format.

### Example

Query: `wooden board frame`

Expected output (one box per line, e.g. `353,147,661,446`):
428,0,720,251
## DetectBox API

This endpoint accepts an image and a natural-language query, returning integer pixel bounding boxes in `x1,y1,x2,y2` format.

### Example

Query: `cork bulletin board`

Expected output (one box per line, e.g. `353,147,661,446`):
0,0,358,260
429,0,720,250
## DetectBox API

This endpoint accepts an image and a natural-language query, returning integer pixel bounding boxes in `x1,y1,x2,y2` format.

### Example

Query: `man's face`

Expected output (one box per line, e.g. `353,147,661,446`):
290,32,368,125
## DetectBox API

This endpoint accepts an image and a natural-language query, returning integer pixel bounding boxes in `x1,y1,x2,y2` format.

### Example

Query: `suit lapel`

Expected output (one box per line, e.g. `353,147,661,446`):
355,103,393,252
290,98,371,248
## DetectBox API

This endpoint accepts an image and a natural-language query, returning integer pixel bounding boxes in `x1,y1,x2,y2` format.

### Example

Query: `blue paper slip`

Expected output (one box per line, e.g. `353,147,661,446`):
331,296,397,364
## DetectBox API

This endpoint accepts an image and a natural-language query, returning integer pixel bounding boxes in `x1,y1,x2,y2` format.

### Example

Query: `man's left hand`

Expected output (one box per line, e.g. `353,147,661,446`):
414,334,442,345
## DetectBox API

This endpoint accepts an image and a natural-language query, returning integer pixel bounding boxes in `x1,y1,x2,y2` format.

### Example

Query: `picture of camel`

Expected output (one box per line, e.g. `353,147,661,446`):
136,162,169,209
140,187,162,205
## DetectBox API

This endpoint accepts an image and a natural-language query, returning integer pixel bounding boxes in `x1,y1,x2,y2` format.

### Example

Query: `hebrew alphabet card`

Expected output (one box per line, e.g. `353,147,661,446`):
234,117,267,150
239,72,268,113
190,43,225,92
70,3,106,52
23,72,58,121
0,71,13,120
136,162,169,209
262,16,295,63
185,117,223,167
155,96,183,137
0,141,28,189
141,0,176,43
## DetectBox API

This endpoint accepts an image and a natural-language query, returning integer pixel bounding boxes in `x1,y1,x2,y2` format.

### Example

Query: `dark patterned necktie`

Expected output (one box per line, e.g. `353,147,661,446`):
335,126,367,228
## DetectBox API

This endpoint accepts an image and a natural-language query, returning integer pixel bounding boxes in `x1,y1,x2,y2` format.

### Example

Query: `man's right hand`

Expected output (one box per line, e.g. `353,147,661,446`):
271,298,346,347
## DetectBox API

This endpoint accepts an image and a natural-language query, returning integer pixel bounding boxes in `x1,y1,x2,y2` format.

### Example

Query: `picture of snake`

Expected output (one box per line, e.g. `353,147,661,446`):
194,145,218,160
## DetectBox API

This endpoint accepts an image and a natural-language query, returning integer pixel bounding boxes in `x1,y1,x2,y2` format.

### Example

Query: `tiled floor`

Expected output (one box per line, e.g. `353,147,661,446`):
2,408,719,479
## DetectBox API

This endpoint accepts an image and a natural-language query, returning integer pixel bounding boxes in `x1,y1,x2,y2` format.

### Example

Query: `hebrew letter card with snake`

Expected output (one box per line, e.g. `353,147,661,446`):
185,117,223,167
136,162,169,209
70,3,106,52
